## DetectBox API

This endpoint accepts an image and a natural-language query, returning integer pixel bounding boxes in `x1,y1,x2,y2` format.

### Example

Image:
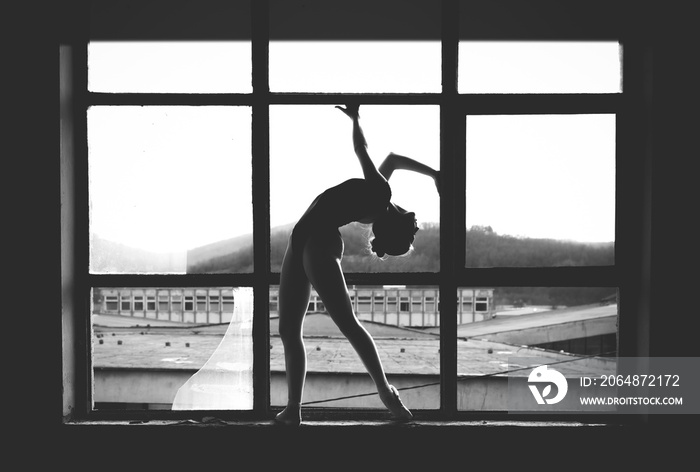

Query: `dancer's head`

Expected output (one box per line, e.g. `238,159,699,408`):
370,203,419,257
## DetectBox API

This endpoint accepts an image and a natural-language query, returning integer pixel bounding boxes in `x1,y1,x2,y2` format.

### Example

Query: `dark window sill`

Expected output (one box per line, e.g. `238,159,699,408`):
64,418,611,428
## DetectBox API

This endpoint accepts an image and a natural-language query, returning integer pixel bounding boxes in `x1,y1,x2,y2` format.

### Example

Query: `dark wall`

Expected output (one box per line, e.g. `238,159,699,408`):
11,0,698,464
648,34,699,358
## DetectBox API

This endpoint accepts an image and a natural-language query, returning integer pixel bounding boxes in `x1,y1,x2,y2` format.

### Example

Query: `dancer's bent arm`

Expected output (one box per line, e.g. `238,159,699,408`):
378,152,441,196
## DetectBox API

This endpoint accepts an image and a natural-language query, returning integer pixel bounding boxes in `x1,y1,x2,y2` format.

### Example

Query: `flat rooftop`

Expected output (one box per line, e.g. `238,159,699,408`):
443,303,618,341
93,311,616,378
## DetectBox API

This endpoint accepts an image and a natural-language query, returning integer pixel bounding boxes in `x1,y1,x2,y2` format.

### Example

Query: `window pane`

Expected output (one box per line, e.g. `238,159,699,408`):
269,285,440,411
269,41,441,93
465,114,615,267
88,41,252,93
92,287,253,411
88,106,253,274
270,105,440,272
455,287,618,411
459,41,621,94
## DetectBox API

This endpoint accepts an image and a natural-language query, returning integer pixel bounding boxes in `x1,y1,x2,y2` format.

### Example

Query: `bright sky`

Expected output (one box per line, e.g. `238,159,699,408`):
87,106,253,252
466,114,616,242
269,104,441,231
88,40,620,255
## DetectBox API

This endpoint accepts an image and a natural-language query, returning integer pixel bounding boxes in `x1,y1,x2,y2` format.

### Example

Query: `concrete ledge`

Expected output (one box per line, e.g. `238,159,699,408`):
65,419,609,428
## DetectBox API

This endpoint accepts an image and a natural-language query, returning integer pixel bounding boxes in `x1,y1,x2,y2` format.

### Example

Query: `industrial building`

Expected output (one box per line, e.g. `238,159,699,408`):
94,286,495,328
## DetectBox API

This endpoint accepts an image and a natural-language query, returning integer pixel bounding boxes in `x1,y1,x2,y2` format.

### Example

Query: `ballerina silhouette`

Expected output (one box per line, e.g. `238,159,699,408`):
274,104,440,425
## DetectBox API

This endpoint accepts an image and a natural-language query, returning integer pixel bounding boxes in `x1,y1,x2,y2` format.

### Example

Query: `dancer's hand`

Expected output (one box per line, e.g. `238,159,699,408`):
433,170,441,196
336,104,360,120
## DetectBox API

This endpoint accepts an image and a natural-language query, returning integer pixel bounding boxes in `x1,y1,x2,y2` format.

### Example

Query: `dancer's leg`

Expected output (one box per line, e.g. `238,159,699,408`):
303,240,412,420
275,240,311,425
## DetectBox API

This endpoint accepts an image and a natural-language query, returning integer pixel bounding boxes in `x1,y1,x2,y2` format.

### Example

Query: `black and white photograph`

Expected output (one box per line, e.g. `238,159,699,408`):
13,0,699,467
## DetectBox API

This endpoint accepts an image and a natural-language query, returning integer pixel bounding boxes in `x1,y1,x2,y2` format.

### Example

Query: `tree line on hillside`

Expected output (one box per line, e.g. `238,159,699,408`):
187,224,616,306
189,223,614,273
463,225,614,267
188,223,615,273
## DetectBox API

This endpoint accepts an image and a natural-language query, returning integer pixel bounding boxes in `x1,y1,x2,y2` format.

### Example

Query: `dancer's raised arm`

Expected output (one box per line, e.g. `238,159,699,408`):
336,104,386,185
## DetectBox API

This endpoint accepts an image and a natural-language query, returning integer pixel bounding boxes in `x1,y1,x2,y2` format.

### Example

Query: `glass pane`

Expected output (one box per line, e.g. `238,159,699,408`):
465,114,615,267
270,285,440,411
92,287,253,411
459,41,621,94
456,287,618,411
88,41,252,93
269,41,441,93
270,105,440,272
88,106,253,274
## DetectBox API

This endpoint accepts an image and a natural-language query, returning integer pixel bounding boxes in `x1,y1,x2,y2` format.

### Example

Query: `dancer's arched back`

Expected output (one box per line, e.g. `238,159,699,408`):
274,104,440,426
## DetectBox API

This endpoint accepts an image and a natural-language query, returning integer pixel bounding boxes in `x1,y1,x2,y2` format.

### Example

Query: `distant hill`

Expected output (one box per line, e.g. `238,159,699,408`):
90,234,187,273
91,224,616,306
93,224,613,273
186,231,258,274
463,225,614,267
186,223,614,274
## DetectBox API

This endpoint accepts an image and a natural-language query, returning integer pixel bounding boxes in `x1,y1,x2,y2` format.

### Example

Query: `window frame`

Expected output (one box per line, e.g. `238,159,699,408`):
60,0,651,425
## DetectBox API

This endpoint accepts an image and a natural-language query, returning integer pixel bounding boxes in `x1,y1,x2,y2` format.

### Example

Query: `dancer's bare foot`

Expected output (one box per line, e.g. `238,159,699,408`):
379,385,413,421
273,403,302,426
